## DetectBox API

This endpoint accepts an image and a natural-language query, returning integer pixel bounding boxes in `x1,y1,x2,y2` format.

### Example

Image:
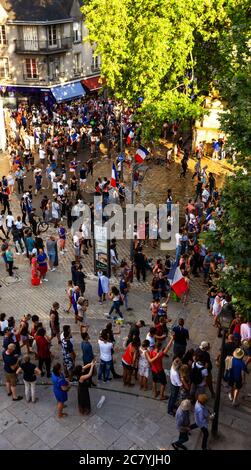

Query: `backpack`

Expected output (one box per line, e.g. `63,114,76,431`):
191,364,203,385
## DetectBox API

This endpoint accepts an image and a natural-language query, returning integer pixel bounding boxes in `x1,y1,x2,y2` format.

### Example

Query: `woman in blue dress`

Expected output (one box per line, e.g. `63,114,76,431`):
51,363,71,418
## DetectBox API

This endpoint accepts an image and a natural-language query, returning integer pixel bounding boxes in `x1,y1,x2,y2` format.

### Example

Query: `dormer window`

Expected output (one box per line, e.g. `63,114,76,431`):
73,22,81,43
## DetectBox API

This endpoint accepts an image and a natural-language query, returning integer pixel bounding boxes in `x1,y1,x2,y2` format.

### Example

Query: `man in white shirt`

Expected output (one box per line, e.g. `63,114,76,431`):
175,229,183,261
6,212,14,236
98,332,113,382
51,199,60,227
0,212,7,238
49,170,56,189
241,321,251,364
202,186,210,206
73,233,80,261
39,146,46,165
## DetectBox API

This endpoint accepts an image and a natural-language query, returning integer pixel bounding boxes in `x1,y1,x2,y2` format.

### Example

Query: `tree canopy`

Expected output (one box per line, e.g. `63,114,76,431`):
81,0,229,138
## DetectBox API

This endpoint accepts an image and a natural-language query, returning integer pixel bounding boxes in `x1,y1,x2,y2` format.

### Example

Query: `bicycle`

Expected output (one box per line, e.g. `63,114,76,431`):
37,217,49,234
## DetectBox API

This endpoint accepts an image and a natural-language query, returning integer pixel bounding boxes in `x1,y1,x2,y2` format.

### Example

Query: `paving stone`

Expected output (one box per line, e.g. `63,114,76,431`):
68,426,107,450
2,423,39,449
28,440,51,450
52,437,82,450
7,406,45,431
95,403,135,430
33,417,71,447
120,414,160,446
0,409,18,433
0,433,16,450
108,434,135,450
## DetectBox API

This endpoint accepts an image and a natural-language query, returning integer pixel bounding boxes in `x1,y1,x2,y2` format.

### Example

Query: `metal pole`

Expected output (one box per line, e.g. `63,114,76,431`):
211,328,226,437
120,108,124,181
130,163,134,282
107,122,111,159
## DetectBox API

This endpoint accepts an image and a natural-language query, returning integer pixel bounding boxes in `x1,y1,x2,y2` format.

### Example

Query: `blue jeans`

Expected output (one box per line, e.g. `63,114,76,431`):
98,359,112,382
175,246,181,262
168,384,180,413
123,293,129,309
109,301,123,318
173,431,189,449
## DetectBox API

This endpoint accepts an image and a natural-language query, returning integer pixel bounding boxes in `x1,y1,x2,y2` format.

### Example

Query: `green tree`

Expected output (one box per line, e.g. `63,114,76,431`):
201,173,251,319
82,0,228,138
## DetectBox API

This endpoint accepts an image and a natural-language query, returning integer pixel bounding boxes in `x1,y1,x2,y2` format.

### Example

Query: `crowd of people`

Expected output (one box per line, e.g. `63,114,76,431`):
0,95,250,450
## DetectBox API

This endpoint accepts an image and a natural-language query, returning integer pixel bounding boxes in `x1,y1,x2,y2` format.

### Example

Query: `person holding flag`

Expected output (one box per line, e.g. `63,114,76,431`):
134,145,149,164
111,162,119,188
168,261,189,302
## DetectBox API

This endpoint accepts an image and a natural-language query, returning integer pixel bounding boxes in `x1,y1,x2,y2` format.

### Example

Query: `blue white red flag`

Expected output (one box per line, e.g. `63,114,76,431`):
168,261,188,297
134,145,149,163
111,162,118,187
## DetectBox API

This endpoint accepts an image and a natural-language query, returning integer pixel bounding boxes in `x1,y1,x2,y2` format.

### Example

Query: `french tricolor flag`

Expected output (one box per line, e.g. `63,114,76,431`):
126,130,134,146
135,145,149,163
168,262,188,297
111,162,118,187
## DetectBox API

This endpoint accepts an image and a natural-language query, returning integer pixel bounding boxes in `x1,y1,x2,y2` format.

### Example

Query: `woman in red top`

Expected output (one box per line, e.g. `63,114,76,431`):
149,337,173,399
35,327,51,378
122,339,139,386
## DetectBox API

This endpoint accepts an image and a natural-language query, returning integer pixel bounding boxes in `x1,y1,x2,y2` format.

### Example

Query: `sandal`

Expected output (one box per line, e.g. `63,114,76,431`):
58,412,68,418
13,396,23,401
7,392,12,396
160,395,168,400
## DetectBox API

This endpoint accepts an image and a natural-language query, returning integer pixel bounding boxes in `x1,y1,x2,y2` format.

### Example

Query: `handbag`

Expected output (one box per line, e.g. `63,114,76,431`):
119,294,124,306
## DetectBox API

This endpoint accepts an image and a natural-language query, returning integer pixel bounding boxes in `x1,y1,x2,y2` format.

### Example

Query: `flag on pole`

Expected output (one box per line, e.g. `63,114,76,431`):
134,145,149,163
111,162,118,187
126,130,134,146
168,261,188,297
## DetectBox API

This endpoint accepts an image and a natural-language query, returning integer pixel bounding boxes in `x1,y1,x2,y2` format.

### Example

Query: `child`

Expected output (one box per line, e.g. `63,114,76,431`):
58,224,66,255
138,340,150,391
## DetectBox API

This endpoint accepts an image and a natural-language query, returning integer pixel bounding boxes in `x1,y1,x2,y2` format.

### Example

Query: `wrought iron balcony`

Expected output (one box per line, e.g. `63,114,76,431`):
15,37,72,54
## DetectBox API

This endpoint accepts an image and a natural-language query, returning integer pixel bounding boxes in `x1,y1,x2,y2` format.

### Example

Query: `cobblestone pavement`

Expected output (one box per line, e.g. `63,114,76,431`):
0,152,250,450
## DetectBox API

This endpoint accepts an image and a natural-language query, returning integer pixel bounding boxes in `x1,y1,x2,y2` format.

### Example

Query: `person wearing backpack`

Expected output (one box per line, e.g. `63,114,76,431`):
190,353,208,402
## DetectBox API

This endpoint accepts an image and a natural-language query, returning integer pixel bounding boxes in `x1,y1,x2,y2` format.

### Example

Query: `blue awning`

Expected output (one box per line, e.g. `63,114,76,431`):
51,82,86,102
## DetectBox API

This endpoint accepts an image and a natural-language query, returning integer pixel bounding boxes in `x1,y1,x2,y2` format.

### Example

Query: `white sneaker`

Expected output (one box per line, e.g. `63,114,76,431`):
50,268,56,272
43,278,48,282
60,251,65,255
228,393,233,401
16,252,21,256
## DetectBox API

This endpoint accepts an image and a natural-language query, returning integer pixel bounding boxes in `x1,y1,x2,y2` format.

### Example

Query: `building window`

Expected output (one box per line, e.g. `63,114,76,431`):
0,58,9,78
25,58,38,79
74,53,82,73
73,22,81,43
92,52,100,71
48,25,57,46
0,25,7,45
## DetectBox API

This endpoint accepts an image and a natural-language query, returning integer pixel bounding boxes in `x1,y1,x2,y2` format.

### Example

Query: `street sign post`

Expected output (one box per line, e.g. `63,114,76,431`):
93,225,111,278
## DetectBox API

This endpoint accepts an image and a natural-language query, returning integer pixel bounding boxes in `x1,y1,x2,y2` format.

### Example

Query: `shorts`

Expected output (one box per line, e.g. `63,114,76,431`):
122,361,133,371
48,253,56,264
152,370,167,385
80,179,86,183
38,265,48,276
228,380,243,390
5,372,17,387
21,335,28,343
